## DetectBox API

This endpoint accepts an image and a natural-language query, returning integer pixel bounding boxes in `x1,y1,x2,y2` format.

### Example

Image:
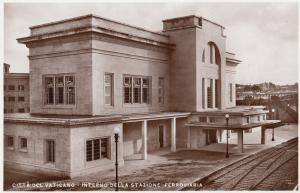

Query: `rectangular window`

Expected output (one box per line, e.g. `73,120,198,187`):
133,78,141,103
8,97,15,101
104,73,113,106
199,117,207,122
65,76,75,105
55,76,64,104
142,78,149,103
123,75,150,104
86,138,109,162
257,115,260,121
18,97,25,102
123,77,132,104
18,108,25,113
246,117,250,124
46,140,55,163
207,79,213,108
19,137,27,149
8,85,15,91
44,74,75,105
7,136,14,148
18,85,25,91
229,83,233,102
209,117,216,123
158,78,164,104
202,78,205,109
45,77,54,104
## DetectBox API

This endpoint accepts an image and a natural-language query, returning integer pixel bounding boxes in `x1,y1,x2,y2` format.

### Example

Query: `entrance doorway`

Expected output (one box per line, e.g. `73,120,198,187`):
206,130,218,145
159,125,164,148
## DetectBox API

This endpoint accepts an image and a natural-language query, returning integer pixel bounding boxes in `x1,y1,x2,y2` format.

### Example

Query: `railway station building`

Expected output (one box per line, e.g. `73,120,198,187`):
4,14,282,178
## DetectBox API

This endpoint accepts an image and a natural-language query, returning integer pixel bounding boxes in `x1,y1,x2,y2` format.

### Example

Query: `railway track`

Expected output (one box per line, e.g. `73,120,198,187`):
182,138,298,191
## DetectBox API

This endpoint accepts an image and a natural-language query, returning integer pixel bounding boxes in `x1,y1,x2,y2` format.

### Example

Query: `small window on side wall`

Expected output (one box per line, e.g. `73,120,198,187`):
19,137,28,151
104,73,114,106
7,136,14,149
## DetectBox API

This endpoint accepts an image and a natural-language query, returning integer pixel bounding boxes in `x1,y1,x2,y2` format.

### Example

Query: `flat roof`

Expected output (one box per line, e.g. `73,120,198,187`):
186,120,283,130
193,106,269,117
4,112,191,126
30,14,168,37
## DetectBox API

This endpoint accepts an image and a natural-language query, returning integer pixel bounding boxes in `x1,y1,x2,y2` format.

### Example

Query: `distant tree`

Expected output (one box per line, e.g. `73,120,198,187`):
251,85,261,92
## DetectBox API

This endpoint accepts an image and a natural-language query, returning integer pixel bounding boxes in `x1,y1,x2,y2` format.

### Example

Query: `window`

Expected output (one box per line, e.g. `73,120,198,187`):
19,137,27,149
209,117,216,123
55,76,64,104
202,49,205,63
104,73,113,106
44,74,75,105
45,140,55,163
8,97,15,102
18,97,25,102
86,138,109,162
257,115,260,121
158,78,164,104
229,83,233,102
199,117,207,122
4,85,6,91
207,79,213,108
246,117,250,124
8,85,15,91
18,85,25,91
209,44,214,64
7,136,14,148
123,75,150,104
45,77,54,104
123,77,132,103
18,108,25,113
65,76,75,105
142,78,149,103
133,78,141,103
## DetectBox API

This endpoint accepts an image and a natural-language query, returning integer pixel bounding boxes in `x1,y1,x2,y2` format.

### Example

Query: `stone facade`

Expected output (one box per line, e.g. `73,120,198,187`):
5,14,276,178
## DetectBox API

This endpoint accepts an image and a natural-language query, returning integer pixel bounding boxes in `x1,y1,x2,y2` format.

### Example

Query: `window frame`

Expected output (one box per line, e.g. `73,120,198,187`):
158,77,165,105
123,75,151,105
45,139,55,164
85,137,110,162
18,96,25,102
43,73,76,107
8,96,15,102
104,73,114,107
18,85,25,91
18,137,28,152
6,135,14,150
8,85,15,91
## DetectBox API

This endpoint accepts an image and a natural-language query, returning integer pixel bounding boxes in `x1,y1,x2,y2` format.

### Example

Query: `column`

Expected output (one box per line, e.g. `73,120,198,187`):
142,120,147,160
171,117,176,152
219,129,223,142
261,127,265,144
187,127,191,148
237,130,244,153
212,79,216,108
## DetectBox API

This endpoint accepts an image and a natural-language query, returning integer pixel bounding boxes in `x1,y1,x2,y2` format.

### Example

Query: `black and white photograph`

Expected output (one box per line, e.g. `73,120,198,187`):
2,1,299,191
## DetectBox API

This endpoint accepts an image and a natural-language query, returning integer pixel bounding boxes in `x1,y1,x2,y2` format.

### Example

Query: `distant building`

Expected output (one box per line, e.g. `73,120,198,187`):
4,63,30,113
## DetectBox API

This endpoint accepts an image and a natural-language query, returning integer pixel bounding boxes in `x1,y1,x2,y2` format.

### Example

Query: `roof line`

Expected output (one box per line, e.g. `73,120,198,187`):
29,14,169,37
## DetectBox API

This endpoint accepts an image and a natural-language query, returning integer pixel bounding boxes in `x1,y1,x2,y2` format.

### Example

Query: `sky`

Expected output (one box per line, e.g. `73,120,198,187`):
3,2,298,85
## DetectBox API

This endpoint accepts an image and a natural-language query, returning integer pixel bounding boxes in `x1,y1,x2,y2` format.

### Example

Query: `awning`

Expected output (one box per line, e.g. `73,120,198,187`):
185,120,283,131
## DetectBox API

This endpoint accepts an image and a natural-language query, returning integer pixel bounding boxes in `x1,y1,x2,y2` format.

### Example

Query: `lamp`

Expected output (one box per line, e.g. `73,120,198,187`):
271,109,275,141
114,127,120,191
225,114,230,158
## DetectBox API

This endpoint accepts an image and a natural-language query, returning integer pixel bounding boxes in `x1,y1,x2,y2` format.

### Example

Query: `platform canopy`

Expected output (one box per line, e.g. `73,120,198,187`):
185,120,284,131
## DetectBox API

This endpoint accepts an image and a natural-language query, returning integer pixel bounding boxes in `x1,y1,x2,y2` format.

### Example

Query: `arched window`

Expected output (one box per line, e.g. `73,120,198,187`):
207,42,221,65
